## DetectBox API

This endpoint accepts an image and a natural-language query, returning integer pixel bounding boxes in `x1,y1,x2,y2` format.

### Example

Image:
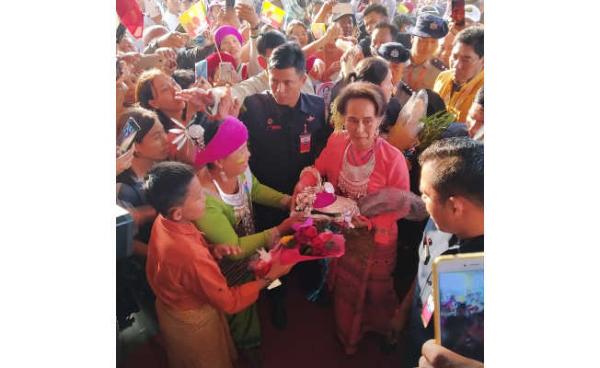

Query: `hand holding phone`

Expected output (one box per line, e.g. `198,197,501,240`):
432,253,484,363
118,117,142,155
214,61,236,85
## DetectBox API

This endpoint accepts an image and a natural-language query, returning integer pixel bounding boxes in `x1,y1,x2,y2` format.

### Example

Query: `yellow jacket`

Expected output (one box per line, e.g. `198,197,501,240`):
433,70,484,123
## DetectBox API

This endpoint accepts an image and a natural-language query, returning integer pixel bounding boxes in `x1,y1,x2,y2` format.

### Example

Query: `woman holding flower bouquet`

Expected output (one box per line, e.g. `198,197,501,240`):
192,115,303,365
293,82,411,354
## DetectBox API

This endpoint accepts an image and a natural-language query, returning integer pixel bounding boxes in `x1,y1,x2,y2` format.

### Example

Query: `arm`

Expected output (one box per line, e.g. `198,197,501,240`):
250,173,289,210
313,0,334,23
143,31,188,54
230,72,268,102
176,44,216,70
187,252,265,314
302,23,341,57
195,196,278,259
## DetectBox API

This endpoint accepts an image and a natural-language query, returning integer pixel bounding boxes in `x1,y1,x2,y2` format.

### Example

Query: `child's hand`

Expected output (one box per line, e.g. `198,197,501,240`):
211,244,242,260
265,256,295,280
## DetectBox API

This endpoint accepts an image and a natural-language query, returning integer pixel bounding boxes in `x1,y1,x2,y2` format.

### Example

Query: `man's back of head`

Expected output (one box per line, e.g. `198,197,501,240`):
257,30,287,58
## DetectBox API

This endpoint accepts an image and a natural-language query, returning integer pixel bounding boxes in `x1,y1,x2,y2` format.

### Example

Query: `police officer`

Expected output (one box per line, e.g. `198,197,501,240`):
403,13,449,92
376,41,414,107
238,42,333,328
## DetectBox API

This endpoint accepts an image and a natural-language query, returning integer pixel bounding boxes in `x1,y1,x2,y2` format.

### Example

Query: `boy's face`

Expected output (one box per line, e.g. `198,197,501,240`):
180,176,206,222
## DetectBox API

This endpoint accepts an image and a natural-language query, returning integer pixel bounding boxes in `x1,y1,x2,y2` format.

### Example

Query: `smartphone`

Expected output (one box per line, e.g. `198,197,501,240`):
217,61,235,84
433,252,484,362
195,59,208,81
451,0,466,27
118,117,141,155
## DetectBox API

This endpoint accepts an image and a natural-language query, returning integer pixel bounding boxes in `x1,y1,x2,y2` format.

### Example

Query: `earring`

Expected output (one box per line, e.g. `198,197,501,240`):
219,169,228,183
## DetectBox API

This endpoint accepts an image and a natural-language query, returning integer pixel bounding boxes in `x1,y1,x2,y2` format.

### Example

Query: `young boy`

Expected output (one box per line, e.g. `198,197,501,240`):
144,161,293,368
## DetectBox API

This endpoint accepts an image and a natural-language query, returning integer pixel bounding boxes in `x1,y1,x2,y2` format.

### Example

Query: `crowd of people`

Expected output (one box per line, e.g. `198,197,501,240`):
116,0,484,367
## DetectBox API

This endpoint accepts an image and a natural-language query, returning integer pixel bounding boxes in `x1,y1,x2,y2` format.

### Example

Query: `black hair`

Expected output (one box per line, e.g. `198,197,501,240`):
364,4,388,18
268,42,306,74
172,69,195,90
418,137,483,206
393,13,415,29
257,30,287,57
345,57,390,86
455,26,484,58
475,86,484,107
373,22,399,40
336,82,387,117
381,89,446,132
425,90,447,116
145,161,196,216
117,107,160,144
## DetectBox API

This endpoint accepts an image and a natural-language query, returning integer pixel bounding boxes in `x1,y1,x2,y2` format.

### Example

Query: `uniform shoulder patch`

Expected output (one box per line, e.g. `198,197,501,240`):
431,58,448,71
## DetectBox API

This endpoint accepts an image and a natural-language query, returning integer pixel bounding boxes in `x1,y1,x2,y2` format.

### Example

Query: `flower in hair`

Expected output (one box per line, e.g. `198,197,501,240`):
169,119,205,151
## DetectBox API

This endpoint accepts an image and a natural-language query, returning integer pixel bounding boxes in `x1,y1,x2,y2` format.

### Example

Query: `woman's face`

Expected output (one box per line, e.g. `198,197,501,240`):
344,98,381,151
289,25,309,47
149,73,185,113
380,69,394,102
218,142,251,178
135,119,169,161
219,35,242,61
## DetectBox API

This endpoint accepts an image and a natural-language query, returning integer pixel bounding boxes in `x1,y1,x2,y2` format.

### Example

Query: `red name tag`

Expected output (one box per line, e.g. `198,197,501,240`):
299,133,311,154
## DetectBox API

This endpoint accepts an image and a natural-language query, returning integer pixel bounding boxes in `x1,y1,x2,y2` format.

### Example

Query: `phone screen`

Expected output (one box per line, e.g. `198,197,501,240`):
217,62,235,84
118,118,141,154
438,268,484,362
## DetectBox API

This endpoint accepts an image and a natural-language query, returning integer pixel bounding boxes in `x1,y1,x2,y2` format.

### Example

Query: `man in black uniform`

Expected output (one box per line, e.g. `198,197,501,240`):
238,42,333,328
407,137,484,367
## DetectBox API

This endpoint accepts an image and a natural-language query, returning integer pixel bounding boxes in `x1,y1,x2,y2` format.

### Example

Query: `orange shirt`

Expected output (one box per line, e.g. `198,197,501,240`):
146,214,263,314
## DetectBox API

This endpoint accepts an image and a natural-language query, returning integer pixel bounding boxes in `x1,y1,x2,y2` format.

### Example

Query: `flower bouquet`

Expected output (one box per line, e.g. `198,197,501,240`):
273,218,346,265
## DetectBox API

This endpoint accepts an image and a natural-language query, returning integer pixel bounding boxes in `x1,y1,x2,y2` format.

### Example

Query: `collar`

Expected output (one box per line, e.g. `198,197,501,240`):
158,214,200,236
452,70,484,92
267,91,312,114
447,234,484,254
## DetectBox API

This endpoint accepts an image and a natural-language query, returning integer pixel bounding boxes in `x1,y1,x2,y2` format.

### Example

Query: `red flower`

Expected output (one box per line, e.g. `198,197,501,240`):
301,226,318,239
312,232,333,249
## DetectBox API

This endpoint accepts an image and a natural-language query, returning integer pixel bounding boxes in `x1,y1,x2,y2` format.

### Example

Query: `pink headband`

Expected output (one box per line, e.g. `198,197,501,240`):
194,116,248,167
214,25,243,49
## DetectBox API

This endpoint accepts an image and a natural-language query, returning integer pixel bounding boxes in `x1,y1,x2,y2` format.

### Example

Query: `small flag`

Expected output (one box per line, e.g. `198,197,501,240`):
261,1,286,30
179,1,208,37
116,0,144,39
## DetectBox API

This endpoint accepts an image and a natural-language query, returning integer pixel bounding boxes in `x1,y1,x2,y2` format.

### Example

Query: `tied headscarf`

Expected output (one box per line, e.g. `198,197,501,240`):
194,116,249,167
214,25,243,50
